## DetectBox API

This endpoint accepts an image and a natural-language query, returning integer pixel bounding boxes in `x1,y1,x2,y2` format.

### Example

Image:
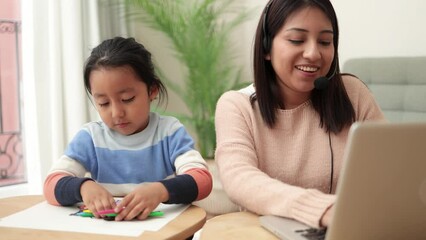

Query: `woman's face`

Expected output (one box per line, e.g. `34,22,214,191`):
266,6,335,108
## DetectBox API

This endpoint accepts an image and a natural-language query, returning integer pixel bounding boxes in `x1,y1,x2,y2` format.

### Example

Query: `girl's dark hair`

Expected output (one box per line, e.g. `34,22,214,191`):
83,37,167,105
251,0,355,133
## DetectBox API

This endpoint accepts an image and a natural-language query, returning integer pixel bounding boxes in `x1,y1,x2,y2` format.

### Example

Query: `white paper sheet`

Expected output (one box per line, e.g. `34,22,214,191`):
0,201,189,237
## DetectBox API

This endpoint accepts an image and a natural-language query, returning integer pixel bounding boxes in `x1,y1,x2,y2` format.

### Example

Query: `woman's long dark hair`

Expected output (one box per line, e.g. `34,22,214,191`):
251,0,355,133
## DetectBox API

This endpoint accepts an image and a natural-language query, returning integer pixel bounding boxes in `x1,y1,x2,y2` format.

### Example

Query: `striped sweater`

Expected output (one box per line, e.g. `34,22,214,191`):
44,112,212,206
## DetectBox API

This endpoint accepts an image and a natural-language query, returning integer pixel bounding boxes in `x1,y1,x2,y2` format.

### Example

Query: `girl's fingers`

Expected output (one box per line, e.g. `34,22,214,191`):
136,208,151,220
115,199,132,221
123,201,145,221
110,198,117,209
89,197,115,218
100,198,112,210
115,197,129,213
92,202,104,218
116,198,149,221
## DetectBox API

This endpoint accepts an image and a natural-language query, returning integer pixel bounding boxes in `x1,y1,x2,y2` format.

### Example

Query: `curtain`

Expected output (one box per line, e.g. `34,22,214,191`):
21,0,127,195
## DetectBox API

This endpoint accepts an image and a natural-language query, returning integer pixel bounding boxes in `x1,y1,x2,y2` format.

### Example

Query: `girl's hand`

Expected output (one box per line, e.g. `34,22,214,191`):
80,180,116,218
114,182,169,221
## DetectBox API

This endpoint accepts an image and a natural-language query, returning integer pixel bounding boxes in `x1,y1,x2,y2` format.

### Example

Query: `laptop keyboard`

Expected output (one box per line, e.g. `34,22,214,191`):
295,228,327,240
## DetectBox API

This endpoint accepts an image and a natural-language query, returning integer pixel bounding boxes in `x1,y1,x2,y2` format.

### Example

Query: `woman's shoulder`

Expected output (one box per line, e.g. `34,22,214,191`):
341,73,383,111
340,74,375,103
341,73,369,91
215,84,258,128
218,84,253,106
237,83,255,95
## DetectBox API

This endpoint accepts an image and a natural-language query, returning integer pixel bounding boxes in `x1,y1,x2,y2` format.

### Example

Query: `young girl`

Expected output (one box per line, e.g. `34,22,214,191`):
44,37,212,221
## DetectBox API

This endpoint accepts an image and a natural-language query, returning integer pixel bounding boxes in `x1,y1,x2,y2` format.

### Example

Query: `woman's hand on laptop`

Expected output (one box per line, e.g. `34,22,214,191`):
320,205,334,227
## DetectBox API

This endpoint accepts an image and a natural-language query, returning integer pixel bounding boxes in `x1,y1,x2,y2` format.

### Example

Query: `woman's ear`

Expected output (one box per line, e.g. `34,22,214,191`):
149,85,159,102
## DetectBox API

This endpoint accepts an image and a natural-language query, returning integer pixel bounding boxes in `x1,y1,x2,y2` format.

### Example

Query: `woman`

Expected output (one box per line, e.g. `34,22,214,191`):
214,0,385,228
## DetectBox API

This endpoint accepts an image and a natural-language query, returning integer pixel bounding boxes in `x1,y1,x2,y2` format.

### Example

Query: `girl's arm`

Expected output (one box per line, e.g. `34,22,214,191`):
160,150,212,204
43,155,92,206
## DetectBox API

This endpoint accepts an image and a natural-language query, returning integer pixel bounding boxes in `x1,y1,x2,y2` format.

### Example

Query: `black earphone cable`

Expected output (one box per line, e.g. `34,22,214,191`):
328,131,334,194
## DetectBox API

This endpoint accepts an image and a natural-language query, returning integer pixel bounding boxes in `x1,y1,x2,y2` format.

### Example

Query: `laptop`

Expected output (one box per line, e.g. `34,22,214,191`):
260,122,426,240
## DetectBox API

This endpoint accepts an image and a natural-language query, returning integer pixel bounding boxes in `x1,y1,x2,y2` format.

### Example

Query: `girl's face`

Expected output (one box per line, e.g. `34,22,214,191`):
266,6,335,108
89,66,158,135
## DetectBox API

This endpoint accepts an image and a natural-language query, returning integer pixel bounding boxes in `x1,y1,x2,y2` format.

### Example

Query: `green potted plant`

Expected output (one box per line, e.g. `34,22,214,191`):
124,0,252,159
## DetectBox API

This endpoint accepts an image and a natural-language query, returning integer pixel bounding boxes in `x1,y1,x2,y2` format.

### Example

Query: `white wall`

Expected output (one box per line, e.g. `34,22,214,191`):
333,0,426,67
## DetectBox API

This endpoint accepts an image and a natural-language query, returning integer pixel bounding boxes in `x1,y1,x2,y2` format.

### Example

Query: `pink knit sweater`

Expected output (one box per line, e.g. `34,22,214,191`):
214,75,385,227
